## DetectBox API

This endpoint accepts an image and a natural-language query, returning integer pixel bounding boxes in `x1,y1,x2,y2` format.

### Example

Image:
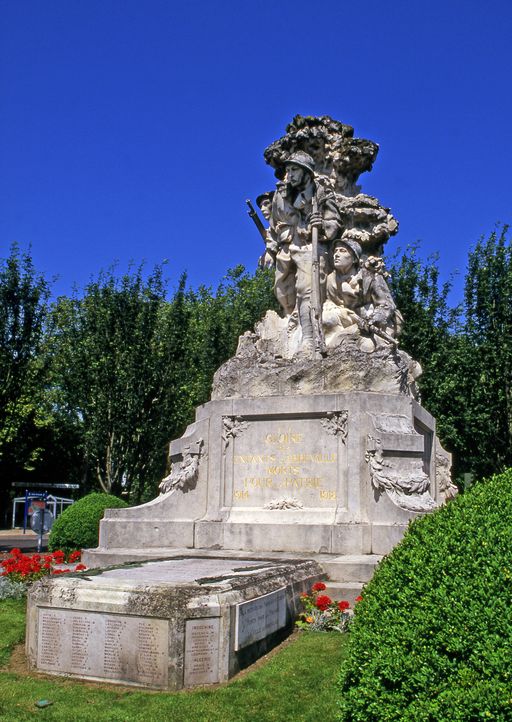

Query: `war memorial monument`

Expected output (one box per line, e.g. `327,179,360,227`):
27,115,456,690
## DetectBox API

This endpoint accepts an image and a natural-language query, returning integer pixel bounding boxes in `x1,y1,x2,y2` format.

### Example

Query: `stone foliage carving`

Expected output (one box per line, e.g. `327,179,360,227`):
365,436,437,513
159,439,204,495
248,115,400,358
222,416,249,452
263,497,304,510
436,438,458,502
321,411,348,441
263,115,378,196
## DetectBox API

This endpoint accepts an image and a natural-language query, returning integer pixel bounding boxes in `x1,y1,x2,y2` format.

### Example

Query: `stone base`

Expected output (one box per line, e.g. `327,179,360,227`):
26,557,323,690
92,391,441,565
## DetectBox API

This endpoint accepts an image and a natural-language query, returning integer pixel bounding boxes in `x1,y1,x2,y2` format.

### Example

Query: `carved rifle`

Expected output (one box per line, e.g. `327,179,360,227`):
310,193,327,357
246,199,267,242
356,316,399,347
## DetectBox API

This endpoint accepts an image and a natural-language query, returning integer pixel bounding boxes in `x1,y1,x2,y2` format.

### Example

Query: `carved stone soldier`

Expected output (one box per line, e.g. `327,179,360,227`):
256,191,277,269
322,236,402,352
270,151,341,353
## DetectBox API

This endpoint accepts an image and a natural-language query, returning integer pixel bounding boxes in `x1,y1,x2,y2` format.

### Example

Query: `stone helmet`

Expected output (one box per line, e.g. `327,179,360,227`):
256,191,274,208
332,237,362,264
284,151,315,174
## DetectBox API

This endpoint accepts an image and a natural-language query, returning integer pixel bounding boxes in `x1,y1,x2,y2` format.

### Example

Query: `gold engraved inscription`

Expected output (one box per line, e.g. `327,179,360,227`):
232,426,339,506
320,490,337,500
264,430,303,446
234,490,249,500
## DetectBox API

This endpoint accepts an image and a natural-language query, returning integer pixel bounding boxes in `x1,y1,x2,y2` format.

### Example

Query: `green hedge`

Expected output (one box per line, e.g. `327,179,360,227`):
48,492,129,554
338,469,512,721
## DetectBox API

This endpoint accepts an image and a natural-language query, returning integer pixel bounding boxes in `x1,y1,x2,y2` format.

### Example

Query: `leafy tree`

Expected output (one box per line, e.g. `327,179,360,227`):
183,266,278,409
387,228,512,481
50,264,177,500
386,246,465,469
0,245,53,525
459,226,512,476
49,263,277,503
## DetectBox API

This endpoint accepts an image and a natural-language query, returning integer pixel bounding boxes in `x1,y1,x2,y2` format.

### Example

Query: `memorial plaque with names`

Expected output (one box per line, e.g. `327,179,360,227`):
184,618,220,687
37,608,169,688
235,588,287,651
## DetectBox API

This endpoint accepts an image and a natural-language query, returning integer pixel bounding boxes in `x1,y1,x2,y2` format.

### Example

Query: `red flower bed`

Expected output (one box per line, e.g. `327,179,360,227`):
1,548,87,584
297,583,356,632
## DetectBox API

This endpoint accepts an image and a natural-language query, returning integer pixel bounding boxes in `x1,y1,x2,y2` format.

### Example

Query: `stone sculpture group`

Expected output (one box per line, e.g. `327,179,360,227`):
251,115,400,358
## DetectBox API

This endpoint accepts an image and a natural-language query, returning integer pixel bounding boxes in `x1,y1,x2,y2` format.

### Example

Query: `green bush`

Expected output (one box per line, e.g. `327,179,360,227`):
48,492,128,554
338,469,512,721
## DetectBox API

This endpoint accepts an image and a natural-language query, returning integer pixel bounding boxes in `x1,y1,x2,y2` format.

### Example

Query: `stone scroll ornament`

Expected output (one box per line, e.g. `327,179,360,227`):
365,436,437,513
320,411,348,441
159,439,204,495
222,416,249,452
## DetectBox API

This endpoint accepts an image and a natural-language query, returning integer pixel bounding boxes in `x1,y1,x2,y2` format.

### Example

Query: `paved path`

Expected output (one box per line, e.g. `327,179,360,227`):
0,528,48,554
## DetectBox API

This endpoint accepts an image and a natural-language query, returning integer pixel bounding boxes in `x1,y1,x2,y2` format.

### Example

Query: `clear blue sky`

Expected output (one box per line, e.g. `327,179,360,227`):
1,0,511,301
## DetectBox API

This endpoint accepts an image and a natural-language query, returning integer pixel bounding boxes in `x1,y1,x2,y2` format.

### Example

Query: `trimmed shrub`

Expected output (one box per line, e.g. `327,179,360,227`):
338,469,512,721
48,493,128,554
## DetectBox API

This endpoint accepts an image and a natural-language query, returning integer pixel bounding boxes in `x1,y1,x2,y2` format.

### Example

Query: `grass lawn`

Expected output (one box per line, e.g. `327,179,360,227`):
0,598,347,722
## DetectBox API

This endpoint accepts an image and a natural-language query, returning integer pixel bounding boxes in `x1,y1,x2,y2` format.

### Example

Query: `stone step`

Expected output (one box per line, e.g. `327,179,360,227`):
83,546,333,568
323,581,364,606
318,554,382,583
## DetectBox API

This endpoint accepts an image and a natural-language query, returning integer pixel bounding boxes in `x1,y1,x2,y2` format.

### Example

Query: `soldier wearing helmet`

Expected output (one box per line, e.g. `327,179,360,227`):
323,234,401,352
270,151,341,354
256,191,278,269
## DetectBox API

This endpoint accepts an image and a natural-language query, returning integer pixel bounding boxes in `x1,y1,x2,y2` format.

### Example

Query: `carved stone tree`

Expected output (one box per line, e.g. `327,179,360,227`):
216,115,417,395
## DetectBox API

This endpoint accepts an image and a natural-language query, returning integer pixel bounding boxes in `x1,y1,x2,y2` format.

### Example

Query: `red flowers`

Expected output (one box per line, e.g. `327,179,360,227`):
297,584,354,633
315,594,333,611
1,549,86,584
311,581,327,592
355,595,363,603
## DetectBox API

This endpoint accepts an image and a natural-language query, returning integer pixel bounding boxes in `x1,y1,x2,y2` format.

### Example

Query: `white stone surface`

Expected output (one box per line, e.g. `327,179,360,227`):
98,558,276,585
27,557,323,690
90,392,442,561
226,415,342,510
184,618,220,687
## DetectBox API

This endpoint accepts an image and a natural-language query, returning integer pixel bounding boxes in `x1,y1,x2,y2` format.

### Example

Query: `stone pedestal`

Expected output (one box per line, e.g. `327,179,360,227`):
85,388,442,568
26,557,322,690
